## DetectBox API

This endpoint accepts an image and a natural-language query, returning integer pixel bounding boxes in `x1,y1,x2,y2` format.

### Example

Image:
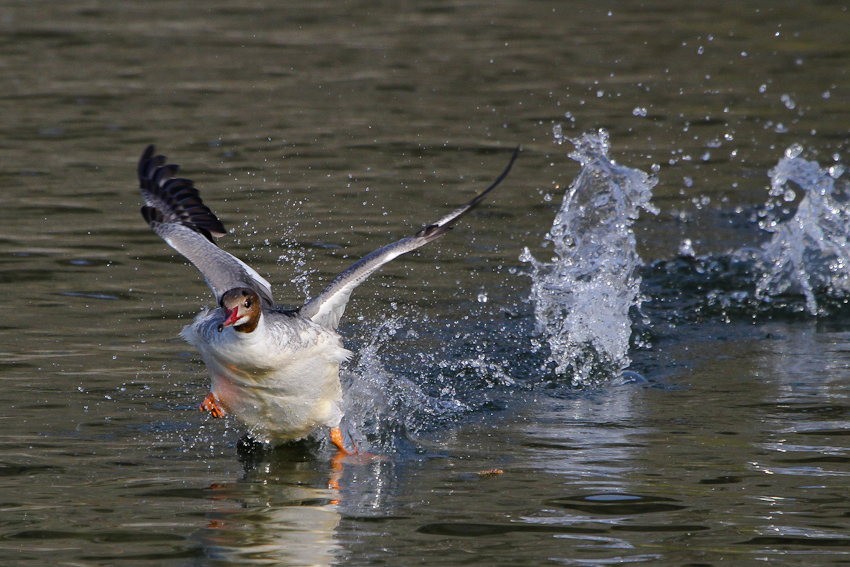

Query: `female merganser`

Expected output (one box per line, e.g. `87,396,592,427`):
137,145,517,452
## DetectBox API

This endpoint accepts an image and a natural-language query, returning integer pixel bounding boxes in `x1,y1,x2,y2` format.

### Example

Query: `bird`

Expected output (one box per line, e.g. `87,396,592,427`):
137,144,518,453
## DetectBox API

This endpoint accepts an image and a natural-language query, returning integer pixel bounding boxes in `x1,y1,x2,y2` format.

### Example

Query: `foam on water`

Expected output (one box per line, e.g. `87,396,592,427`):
755,145,850,314
521,130,658,385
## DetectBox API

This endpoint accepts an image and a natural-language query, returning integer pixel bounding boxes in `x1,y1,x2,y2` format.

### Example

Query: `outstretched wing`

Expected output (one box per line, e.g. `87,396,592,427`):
137,145,275,308
300,147,520,330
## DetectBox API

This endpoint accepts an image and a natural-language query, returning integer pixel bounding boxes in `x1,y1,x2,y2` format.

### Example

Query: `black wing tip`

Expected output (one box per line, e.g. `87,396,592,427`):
479,145,520,196
415,223,453,242
141,205,219,243
447,145,520,221
138,145,167,182
139,144,156,166
138,145,227,242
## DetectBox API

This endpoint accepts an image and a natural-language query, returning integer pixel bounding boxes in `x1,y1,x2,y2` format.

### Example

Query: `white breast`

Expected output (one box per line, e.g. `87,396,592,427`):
181,308,352,442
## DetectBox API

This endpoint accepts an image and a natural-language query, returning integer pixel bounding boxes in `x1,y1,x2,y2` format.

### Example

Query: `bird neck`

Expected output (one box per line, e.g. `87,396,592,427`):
233,310,262,334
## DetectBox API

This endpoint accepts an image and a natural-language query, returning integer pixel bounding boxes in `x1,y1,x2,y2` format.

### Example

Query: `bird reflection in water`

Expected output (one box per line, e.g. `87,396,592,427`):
192,437,391,566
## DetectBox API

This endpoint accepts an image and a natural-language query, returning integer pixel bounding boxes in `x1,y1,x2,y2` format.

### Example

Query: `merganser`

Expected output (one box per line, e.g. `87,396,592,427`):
137,145,518,452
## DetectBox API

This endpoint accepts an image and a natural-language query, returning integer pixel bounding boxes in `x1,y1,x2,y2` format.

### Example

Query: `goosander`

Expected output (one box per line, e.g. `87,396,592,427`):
137,145,518,452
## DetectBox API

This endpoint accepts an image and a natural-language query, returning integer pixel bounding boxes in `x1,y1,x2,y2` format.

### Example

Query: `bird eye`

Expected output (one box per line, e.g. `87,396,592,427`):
244,299,252,308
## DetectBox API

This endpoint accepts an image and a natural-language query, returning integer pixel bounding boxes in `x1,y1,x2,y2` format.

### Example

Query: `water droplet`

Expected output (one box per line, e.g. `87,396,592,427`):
553,124,563,140
477,293,488,303
780,94,796,110
632,107,647,117
785,143,803,159
828,165,844,179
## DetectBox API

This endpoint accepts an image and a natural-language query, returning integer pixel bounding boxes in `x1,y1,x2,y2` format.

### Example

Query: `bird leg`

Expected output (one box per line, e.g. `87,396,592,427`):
330,427,354,455
199,393,225,418
328,427,352,493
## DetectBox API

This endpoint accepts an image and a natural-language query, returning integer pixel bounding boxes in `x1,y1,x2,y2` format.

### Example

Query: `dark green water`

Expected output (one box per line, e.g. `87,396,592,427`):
1,1,849,565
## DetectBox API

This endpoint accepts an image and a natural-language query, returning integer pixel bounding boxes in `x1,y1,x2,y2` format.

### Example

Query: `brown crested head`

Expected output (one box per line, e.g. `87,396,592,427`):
217,287,262,333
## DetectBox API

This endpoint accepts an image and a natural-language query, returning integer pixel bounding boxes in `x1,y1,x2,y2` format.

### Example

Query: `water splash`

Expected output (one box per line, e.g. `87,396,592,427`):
341,316,472,452
755,145,850,314
522,129,658,385
640,144,850,323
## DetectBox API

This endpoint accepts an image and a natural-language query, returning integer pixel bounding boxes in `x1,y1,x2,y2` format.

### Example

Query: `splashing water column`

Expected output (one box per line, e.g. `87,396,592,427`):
523,130,658,385
756,146,850,315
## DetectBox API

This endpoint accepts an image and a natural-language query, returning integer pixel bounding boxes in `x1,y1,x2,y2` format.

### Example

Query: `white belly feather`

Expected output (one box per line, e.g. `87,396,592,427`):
181,308,352,442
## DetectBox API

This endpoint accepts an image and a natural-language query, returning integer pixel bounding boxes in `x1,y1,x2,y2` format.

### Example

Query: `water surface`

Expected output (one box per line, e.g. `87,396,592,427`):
1,1,850,566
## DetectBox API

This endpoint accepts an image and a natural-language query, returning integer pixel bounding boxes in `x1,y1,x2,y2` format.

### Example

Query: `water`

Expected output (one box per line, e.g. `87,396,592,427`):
756,148,850,314
3,1,850,566
521,129,657,384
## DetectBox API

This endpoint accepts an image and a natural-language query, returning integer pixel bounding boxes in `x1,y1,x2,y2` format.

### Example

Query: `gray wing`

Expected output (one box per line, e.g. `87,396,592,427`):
301,147,519,330
138,145,275,308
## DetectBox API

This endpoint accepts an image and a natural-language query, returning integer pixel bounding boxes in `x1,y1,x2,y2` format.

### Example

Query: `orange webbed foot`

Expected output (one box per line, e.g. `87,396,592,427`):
327,428,387,491
328,428,349,492
330,427,355,455
330,427,386,464
199,393,225,418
